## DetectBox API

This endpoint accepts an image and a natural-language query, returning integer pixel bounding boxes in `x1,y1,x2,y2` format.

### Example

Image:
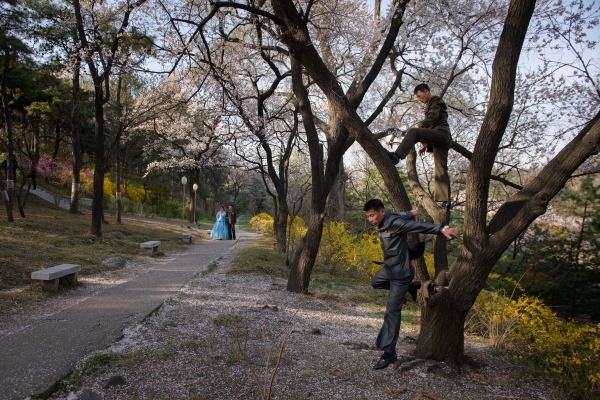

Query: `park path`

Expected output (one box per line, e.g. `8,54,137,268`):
1,187,261,399
0,235,258,400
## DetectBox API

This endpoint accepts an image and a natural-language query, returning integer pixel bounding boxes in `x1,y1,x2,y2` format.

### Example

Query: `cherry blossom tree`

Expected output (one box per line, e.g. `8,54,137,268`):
144,0,600,365
138,73,224,221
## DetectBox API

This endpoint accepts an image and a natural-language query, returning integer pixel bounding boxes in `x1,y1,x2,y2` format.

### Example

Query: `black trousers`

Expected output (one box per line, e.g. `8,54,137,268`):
228,224,236,240
371,269,413,354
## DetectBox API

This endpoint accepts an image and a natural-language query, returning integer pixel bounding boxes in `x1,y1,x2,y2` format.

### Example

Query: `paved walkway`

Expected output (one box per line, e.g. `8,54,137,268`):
0,232,258,400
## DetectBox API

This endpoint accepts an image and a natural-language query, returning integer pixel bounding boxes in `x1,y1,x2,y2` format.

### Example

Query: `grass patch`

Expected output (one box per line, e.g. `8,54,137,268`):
201,261,218,277
0,195,198,316
79,352,118,375
227,237,288,277
213,312,244,328
179,339,207,349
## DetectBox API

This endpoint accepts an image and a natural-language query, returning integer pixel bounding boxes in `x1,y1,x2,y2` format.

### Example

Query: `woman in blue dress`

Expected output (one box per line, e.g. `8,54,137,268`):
210,206,230,240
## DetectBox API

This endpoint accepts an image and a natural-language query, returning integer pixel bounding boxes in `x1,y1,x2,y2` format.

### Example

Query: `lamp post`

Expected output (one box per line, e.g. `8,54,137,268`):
181,176,187,220
192,183,198,224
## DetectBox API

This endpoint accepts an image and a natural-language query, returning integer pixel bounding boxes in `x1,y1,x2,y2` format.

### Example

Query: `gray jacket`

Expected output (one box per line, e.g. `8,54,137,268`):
378,211,442,280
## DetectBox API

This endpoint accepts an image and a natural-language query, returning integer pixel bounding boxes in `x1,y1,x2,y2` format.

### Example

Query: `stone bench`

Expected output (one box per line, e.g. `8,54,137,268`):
31,264,81,292
140,240,161,256
182,233,192,244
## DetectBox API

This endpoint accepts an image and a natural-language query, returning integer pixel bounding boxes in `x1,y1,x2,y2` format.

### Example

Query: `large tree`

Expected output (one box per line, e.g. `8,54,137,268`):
173,0,600,366
274,0,599,364
72,0,147,235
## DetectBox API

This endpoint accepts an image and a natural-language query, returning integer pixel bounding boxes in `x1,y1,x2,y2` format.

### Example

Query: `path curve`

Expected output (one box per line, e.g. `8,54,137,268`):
0,236,254,399
2,186,262,399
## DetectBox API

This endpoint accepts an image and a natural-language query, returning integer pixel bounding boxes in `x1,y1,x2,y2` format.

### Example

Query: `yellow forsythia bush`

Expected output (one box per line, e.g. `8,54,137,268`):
79,168,94,196
318,222,383,276
250,213,274,234
352,231,384,276
103,178,116,200
470,291,600,398
126,185,146,203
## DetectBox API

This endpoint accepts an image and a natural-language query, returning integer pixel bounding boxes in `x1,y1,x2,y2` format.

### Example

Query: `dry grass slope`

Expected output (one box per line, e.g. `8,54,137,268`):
0,196,197,316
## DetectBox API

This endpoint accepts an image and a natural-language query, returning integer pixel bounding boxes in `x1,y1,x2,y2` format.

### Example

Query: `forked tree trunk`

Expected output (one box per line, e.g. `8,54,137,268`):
414,0,537,363
286,56,338,293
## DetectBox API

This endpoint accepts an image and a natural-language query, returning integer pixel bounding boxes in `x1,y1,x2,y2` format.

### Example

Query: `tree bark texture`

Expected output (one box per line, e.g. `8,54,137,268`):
287,209,327,292
91,84,105,236
325,164,346,222
275,196,289,253
415,0,538,363
70,54,82,214
273,0,412,294
1,57,15,222
115,75,124,224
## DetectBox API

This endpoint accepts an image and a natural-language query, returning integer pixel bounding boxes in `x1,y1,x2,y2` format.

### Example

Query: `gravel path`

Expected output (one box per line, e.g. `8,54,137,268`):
46,243,567,400
0,237,237,400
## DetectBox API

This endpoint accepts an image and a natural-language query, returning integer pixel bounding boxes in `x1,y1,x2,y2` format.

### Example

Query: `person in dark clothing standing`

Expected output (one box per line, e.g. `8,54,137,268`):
389,83,453,208
363,199,459,369
226,204,237,240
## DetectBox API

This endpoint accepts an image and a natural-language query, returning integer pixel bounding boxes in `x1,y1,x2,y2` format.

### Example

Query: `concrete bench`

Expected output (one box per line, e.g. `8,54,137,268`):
31,264,81,292
140,240,161,256
182,233,192,244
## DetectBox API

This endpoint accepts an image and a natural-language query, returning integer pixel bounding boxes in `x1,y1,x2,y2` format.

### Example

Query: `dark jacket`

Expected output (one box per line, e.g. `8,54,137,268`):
377,211,442,280
226,209,237,225
417,95,450,134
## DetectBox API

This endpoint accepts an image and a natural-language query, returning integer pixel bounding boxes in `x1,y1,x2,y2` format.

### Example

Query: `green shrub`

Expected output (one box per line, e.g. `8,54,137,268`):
151,198,182,219
468,290,600,399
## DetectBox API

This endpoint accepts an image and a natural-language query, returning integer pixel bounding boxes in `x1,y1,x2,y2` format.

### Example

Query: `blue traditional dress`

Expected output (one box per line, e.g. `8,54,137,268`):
210,211,230,240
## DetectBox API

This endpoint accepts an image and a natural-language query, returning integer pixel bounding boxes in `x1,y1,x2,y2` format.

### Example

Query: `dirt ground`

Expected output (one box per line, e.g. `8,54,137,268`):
25,242,568,400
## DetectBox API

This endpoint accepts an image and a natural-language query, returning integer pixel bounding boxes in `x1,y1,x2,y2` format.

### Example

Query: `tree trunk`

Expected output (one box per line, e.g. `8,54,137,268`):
276,2,410,293
70,55,82,214
72,0,145,233
275,195,288,253
416,276,467,365
325,163,346,222
51,124,61,160
31,117,40,190
116,139,122,223
1,59,14,222
286,56,347,292
115,75,123,223
415,0,543,363
91,84,105,236
287,209,326,292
